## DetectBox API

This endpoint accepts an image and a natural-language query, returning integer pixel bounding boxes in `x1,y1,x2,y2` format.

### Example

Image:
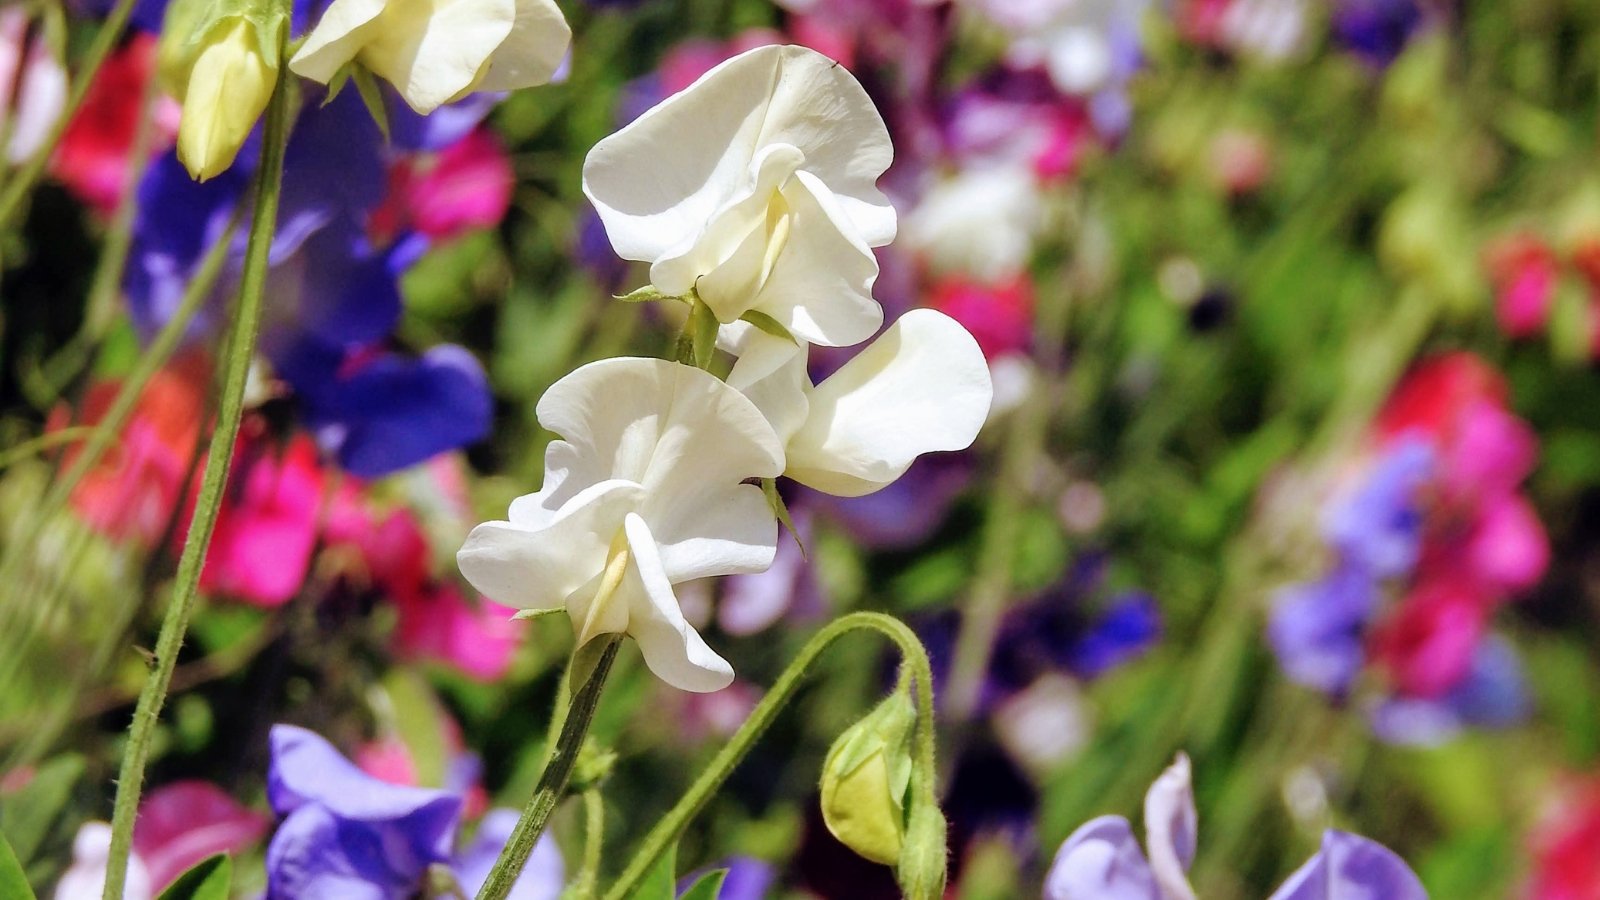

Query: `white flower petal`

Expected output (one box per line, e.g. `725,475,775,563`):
288,0,388,84
726,331,810,446
359,0,517,114
582,44,893,265
457,479,643,609
652,481,777,583
536,357,784,504
724,170,883,347
623,514,735,692
473,0,570,92
1143,753,1198,900
786,310,992,497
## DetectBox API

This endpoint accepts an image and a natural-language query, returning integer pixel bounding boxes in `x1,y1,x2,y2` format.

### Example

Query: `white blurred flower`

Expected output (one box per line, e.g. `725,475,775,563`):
290,0,570,114
725,309,992,498
902,166,1043,283
584,44,896,349
1220,0,1311,62
963,0,1149,96
0,7,65,166
456,358,783,692
54,822,152,900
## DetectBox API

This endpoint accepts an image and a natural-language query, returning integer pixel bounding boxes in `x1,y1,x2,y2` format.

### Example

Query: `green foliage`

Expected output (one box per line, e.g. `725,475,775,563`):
156,855,231,900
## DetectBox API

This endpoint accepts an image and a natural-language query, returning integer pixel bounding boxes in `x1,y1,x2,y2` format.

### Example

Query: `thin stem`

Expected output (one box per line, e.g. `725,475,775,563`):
601,611,938,900
477,636,621,900
572,788,605,900
0,0,140,237
99,68,295,900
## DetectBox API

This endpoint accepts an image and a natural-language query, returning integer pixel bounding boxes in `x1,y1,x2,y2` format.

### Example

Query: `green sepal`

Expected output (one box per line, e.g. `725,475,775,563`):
690,298,720,370
568,634,621,701
678,868,729,900
157,0,287,99
738,309,797,345
0,832,34,900
156,854,230,900
322,64,352,107
762,478,807,559
510,607,566,621
614,285,671,303
352,65,391,143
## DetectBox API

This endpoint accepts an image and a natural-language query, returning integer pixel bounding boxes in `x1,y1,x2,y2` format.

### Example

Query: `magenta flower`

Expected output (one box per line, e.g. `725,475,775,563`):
374,128,514,244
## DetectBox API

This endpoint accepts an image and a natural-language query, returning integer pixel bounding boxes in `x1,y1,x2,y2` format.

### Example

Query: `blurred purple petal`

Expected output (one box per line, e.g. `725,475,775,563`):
1044,815,1160,900
1268,564,1379,696
1267,829,1427,900
1322,441,1431,580
452,809,564,900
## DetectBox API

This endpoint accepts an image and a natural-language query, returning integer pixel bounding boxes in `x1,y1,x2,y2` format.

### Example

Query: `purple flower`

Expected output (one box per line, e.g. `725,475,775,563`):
266,725,562,900
1368,636,1530,746
1267,564,1380,697
1046,755,1427,900
1322,441,1432,580
1267,830,1428,900
1332,0,1427,68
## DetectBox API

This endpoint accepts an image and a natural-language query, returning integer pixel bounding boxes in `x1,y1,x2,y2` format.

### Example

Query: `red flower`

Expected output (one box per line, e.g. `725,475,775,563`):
50,34,178,213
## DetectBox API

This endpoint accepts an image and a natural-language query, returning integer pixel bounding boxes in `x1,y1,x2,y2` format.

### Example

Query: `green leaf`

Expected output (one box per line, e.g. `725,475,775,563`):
0,832,35,900
351,66,390,143
763,478,807,559
0,754,84,864
678,868,728,900
737,309,797,344
156,854,230,900
637,841,677,900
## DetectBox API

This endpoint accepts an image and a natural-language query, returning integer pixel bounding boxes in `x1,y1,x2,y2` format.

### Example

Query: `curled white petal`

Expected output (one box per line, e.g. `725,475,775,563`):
288,0,387,84
473,0,571,92
786,310,992,496
457,479,644,610
624,513,735,692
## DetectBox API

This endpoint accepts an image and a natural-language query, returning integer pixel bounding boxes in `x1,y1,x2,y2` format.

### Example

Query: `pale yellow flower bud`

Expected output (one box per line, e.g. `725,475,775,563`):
819,690,916,866
176,18,274,182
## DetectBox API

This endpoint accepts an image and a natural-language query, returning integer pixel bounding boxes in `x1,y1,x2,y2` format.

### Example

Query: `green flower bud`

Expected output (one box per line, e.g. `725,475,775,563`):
819,690,916,866
895,799,948,900
158,0,286,182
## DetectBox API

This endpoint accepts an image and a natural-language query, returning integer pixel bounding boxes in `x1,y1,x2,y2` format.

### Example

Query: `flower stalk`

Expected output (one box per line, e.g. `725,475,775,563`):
476,635,621,900
100,60,295,900
601,611,942,900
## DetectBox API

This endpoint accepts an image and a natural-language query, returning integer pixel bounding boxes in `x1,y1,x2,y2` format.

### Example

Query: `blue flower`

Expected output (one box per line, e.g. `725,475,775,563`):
266,725,562,900
1322,440,1432,581
1332,0,1427,68
124,85,495,477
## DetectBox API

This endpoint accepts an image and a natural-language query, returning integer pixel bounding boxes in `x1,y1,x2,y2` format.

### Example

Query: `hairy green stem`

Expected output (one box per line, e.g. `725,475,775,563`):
100,69,294,900
0,0,141,236
602,611,939,900
571,787,605,899
478,636,621,900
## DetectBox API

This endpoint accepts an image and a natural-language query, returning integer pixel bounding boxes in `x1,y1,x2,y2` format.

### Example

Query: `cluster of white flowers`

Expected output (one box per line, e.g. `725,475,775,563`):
458,45,994,692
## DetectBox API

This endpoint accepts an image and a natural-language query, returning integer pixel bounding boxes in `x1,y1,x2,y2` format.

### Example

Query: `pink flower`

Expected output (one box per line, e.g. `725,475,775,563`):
61,353,208,547
190,432,326,607
374,128,514,244
1463,493,1548,595
927,274,1035,359
1527,775,1600,900
133,781,269,892
391,581,523,681
51,34,179,213
1370,576,1488,699
1485,234,1559,339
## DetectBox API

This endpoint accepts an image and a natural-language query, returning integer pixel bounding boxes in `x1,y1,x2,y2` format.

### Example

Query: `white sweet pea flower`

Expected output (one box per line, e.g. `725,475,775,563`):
583,44,896,349
289,0,571,114
726,309,992,498
902,165,1044,282
456,357,784,692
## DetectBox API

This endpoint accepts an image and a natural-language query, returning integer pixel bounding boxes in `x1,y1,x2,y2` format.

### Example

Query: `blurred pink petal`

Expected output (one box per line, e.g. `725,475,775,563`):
193,434,326,606
1371,577,1488,699
132,781,268,892
392,129,515,242
393,582,523,681
1466,493,1549,594
51,34,175,212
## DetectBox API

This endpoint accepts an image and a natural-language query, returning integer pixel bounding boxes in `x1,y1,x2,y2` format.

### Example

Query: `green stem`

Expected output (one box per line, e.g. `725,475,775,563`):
571,787,605,900
99,68,295,900
0,0,141,237
478,636,621,900
601,611,939,900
